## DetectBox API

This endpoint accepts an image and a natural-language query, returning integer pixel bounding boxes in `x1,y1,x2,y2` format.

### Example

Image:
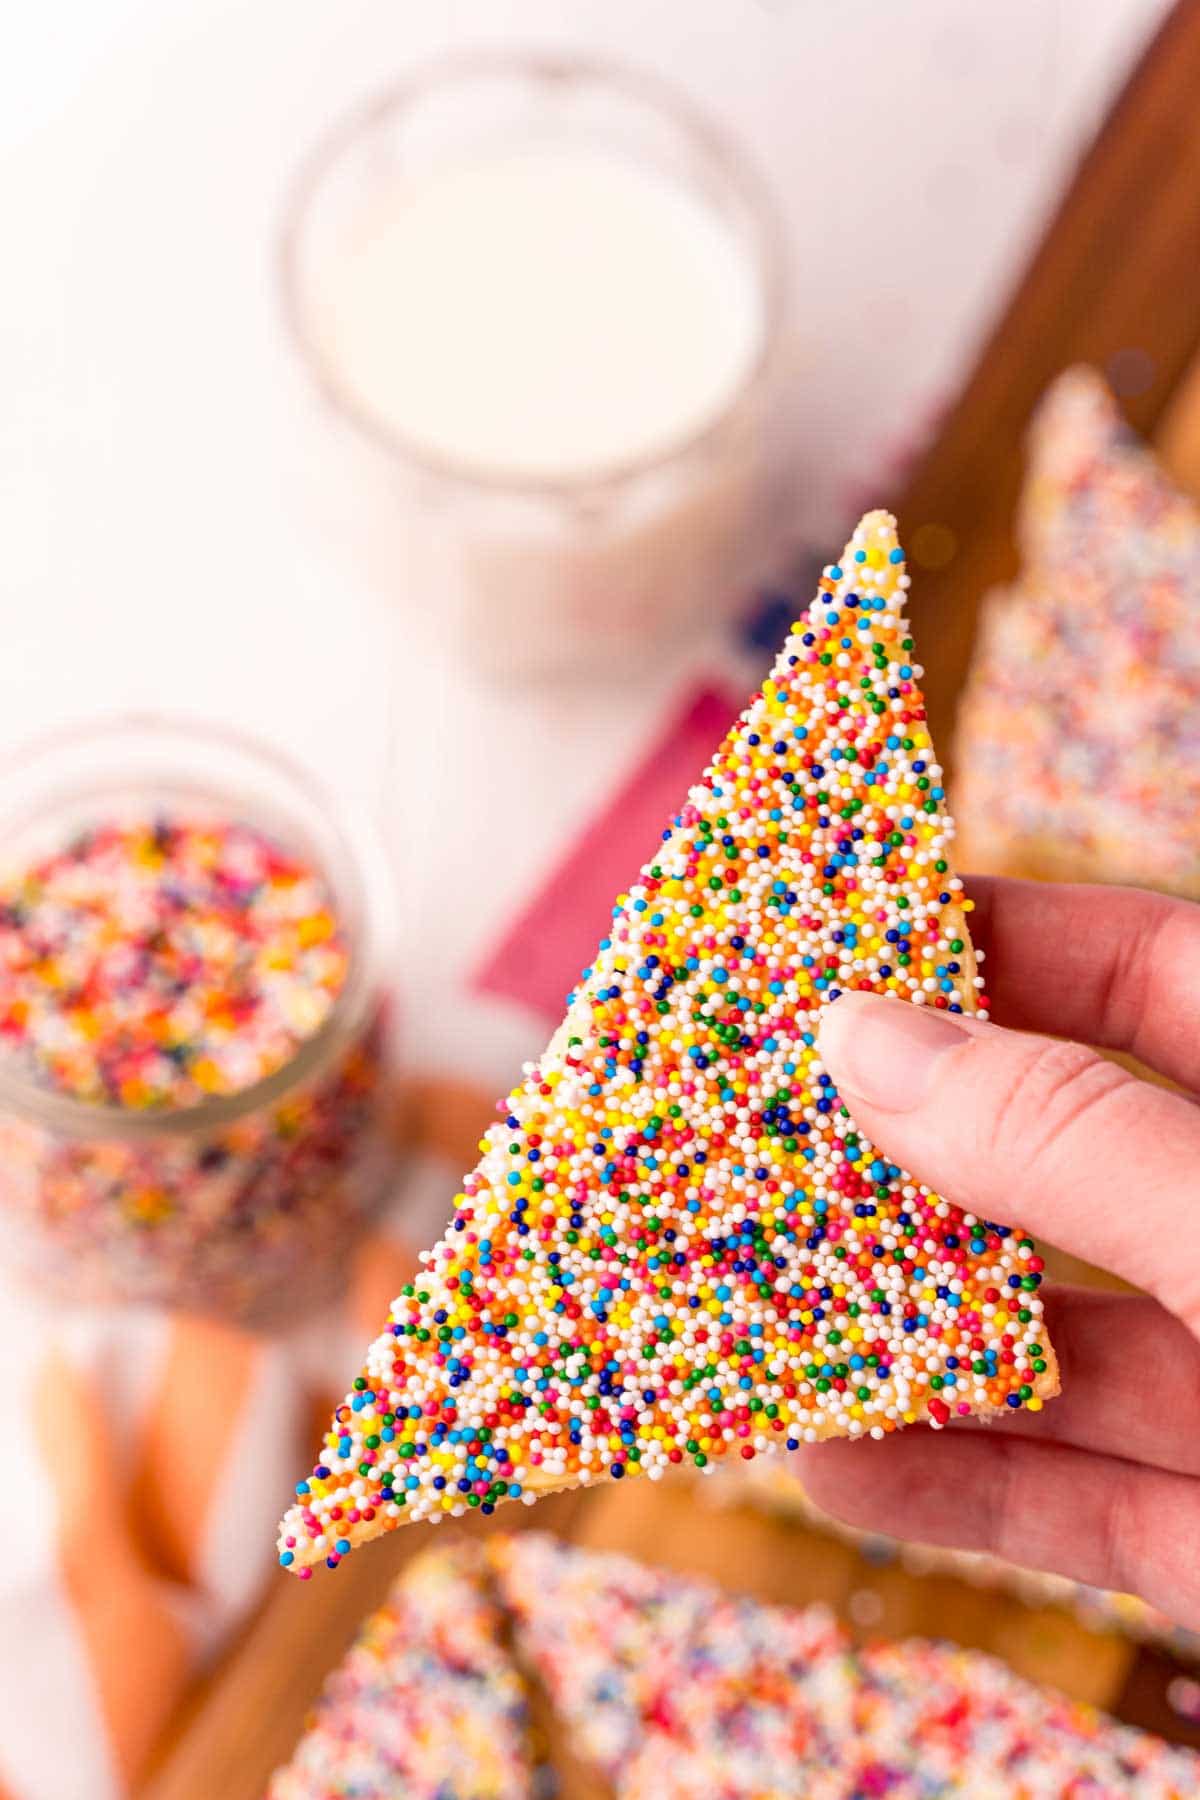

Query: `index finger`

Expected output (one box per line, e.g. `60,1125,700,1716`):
966,876,1200,1092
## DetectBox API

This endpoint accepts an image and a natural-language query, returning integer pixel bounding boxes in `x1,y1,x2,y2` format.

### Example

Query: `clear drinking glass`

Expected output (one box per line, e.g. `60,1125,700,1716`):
280,52,789,676
0,718,399,1326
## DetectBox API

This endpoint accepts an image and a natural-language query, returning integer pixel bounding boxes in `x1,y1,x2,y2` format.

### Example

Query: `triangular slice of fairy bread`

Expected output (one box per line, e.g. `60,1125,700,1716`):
278,510,1059,1574
266,1542,533,1798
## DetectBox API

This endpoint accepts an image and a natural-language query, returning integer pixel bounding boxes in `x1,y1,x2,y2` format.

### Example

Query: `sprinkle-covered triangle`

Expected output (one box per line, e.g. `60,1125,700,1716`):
268,1542,533,1799
489,1535,1196,1799
490,1532,853,1789
279,511,1058,1573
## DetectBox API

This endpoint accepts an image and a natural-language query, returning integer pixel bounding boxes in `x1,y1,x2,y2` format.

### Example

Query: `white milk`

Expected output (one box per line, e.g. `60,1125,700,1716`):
312,147,764,484
289,80,782,674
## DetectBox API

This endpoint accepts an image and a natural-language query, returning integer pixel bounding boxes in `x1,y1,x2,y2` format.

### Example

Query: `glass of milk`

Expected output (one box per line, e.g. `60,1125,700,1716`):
281,53,787,675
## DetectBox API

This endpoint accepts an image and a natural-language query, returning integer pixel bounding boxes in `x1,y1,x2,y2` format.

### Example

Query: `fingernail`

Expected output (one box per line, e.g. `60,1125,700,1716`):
818,993,970,1111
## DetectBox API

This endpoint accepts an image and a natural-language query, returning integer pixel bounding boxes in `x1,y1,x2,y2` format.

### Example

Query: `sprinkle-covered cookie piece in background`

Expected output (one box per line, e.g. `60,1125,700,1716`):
491,1531,852,1789
499,1535,1200,1800
956,366,1200,896
280,510,1058,1573
837,1637,1200,1800
270,1534,1200,1799
0,817,349,1108
267,1541,534,1800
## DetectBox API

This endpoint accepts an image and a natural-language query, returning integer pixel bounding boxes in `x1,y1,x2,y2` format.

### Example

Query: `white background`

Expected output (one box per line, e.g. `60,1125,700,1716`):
0,0,1172,1022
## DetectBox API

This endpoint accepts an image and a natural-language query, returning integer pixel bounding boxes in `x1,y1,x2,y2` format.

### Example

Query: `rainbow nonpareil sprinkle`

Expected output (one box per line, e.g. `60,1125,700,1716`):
279,511,1058,1574
0,813,391,1321
267,1541,533,1800
0,817,348,1109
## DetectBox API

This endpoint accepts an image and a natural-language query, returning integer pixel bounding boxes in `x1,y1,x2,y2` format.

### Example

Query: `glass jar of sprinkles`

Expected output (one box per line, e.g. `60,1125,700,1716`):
0,718,398,1325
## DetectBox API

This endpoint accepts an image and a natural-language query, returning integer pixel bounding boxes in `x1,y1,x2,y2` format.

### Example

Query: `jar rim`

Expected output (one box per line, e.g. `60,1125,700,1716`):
279,47,789,503
0,713,388,1142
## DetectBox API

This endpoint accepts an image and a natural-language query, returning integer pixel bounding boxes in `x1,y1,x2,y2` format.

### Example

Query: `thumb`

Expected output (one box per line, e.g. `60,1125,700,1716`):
817,992,1200,1326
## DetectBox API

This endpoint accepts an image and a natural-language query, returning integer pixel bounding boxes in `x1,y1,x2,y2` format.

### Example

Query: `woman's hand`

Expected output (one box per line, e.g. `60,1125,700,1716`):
797,876,1200,1626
